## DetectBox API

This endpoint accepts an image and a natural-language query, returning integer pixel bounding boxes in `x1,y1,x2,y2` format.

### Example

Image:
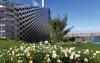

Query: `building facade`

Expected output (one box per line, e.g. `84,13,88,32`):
0,1,50,41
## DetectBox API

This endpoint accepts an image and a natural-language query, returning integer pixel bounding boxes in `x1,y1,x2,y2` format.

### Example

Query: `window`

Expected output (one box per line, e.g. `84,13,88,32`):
20,27,22,30
20,32,22,35
20,23,22,25
0,10,4,12
12,26,14,29
12,21,14,24
0,5,4,8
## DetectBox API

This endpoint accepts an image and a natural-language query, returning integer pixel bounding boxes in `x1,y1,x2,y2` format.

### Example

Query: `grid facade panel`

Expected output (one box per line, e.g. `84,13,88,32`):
0,1,50,42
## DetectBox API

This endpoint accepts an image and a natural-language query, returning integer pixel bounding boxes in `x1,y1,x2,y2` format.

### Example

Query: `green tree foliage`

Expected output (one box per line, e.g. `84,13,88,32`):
49,15,72,42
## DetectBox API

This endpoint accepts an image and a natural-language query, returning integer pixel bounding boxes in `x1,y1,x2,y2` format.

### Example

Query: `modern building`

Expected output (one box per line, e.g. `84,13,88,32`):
0,0,50,42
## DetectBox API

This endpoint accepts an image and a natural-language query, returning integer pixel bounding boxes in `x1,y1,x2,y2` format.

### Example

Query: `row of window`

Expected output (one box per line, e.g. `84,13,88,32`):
14,7,36,12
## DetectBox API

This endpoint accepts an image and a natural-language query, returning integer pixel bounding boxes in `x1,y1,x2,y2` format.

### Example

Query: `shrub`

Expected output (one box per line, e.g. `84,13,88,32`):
0,41,100,63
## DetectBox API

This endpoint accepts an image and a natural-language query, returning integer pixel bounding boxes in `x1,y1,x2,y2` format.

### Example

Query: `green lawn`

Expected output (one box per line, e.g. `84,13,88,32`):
61,42,100,49
0,39,23,49
0,39,100,50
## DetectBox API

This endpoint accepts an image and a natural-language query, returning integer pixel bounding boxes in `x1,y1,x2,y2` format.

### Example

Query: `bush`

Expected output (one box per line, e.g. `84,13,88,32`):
0,41,100,63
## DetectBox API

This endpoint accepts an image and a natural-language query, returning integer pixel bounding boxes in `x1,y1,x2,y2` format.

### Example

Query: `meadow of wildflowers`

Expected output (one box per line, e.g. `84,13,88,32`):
0,41,100,63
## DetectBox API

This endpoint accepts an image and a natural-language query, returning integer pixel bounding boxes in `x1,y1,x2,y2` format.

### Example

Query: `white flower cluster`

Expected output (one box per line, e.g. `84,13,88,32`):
0,41,99,63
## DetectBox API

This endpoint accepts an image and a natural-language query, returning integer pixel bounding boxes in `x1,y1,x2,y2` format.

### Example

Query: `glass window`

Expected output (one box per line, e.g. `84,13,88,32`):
0,5,4,8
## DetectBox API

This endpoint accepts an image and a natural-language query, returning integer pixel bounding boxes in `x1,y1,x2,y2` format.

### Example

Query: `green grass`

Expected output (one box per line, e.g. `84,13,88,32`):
0,39,23,49
76,42,100,50
0,39,100,50
0,39,100,51
61,42,100,50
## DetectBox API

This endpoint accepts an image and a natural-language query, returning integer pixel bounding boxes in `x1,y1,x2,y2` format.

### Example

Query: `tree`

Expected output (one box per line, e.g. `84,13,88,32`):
49,15,72,42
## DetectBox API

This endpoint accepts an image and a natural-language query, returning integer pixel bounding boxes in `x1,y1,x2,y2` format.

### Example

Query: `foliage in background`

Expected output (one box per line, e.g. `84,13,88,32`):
63,36,80,42
49,15,72,43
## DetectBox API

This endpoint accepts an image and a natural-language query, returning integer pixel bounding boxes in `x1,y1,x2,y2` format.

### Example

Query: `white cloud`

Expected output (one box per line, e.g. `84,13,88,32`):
70,27,100,33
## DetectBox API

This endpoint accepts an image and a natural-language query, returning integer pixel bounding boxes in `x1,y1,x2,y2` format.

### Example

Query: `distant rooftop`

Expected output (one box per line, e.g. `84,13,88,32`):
68,32,100,37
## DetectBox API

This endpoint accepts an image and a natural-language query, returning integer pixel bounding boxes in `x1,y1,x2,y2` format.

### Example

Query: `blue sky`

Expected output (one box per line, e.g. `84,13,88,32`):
13,0,100,33
45,0,100,33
